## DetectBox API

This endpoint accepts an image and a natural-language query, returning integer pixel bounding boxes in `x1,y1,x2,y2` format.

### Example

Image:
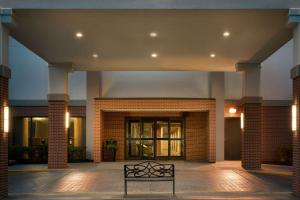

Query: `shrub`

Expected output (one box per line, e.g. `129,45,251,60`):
68,146,86,162
278,144,292,164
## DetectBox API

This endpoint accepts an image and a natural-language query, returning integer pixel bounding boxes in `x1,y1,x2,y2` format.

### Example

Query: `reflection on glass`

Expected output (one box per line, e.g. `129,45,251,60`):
170,122,182,139
32,117,48,145
128,140,140,157
156,121,168,138
142,140,154,157
170,140,182,156
68,118,84,147
156,140,168,156
143,122,154,138
129,122,140,138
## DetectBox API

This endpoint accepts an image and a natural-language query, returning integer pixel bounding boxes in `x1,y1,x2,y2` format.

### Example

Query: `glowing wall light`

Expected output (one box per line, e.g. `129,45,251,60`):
4,106,9,133
240,112,244,129
65,111,70,129
292,105,297,131
229,107,237,114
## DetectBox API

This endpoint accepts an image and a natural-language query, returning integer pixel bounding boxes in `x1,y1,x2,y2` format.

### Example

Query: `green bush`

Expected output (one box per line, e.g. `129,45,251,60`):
278,144,292,164
68,146,86,162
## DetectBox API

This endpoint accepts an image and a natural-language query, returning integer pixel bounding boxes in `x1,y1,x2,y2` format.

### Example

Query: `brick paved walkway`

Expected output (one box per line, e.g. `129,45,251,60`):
7,161,299,200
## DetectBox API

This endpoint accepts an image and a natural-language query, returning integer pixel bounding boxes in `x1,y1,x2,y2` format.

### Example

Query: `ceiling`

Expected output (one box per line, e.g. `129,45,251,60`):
8,9,292,71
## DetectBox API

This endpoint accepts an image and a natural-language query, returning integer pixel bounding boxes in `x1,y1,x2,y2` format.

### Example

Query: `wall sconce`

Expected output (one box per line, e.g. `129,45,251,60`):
229,107,237,114
65,111,70,129
292,105,297,131
4,106,9,133
240,112,244,129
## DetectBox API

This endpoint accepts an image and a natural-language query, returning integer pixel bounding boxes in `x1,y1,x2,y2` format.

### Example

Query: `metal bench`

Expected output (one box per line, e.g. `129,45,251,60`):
124,161,175,196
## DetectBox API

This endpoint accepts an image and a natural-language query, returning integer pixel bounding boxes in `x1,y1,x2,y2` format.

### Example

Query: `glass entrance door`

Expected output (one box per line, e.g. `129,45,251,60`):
126,118,184,160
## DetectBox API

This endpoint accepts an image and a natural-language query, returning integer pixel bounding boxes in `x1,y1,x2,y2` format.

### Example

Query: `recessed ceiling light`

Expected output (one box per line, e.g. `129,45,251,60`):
151,53,158,58
92,53,99,58
223,31,230,37
76,32,83,38
150,32,157,38
210,53,216,58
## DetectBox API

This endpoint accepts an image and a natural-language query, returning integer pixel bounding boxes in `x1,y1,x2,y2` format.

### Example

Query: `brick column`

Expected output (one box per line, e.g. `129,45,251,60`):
0,66,9,200
289,8,300,196
241,99,262,169
93,103,103,163
48,98,68,169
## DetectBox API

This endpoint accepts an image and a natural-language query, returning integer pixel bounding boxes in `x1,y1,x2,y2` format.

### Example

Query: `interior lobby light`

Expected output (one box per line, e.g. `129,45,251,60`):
223,31,230,37
229,107,237,114
292,105,297,131
210,53,216,58
75,32,83,38
151,53,158,58
92,53,99,58
150,32,157,37
65,111,70,129
240,113,244,129
4,106,9,133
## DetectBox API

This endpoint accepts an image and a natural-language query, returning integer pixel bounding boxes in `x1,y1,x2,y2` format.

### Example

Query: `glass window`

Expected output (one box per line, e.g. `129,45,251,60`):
170,140,183,156
170,122,182,139
141,140,154,158
32,117,48,146
156,121,168,138
156,140,168,156
68,117,84,147
142,122,154,138
128,121,140,138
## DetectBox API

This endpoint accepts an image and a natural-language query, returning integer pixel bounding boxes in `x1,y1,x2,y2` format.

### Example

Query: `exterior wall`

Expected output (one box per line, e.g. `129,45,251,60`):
261,106,292,162
94,98,216,162
185,112,208,161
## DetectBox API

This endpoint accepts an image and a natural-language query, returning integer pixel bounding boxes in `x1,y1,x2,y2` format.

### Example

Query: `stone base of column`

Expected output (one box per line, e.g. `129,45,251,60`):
0,75,9,199
241,98,262,170
48,100,68,169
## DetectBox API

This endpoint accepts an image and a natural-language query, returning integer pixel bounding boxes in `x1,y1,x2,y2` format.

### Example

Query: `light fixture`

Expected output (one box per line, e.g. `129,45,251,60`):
151,53,158,58
75,32,83,38
4,106,9,133
92,53,99,58
229,107,237,114
223,31,230,37
240,112,244,129
210,54,216,58
150,32,157,38
292,105,297,131
65,111,70,129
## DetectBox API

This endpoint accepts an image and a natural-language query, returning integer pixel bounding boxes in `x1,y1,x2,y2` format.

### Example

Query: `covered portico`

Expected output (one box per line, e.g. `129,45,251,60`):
1,0,300,199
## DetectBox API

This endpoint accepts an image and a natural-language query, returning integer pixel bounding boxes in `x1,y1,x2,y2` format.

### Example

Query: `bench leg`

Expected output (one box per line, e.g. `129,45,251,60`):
124,180,127,195
173,180,175,196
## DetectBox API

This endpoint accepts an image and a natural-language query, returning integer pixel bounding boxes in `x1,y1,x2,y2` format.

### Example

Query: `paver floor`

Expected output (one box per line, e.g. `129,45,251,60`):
7,161,300,200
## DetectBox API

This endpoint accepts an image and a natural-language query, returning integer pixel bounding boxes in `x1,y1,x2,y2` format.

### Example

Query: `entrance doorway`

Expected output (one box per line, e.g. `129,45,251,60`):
125,117,184,160
225,117,241,160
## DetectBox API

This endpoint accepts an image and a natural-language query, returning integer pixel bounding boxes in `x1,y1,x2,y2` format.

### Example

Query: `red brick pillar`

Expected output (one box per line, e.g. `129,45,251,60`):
292,75,300,196
241,98,262,170
48,95,68,169
0,66,10,200
93,101,103,163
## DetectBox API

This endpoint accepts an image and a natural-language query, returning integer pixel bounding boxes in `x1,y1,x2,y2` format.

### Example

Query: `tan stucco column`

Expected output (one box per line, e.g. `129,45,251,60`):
0,9,12,200
210,72,225,161
47,64,70,169
289,8,300,197
236,63,262,170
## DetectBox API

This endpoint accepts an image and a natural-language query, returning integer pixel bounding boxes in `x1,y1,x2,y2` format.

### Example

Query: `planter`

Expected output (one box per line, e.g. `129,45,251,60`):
103,149,116,162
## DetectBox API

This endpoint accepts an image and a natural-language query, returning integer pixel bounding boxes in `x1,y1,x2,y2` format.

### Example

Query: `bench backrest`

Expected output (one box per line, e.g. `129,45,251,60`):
124,161,175,178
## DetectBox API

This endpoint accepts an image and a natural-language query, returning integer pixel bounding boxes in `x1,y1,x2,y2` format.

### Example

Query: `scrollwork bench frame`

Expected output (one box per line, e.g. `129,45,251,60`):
124,161,175,196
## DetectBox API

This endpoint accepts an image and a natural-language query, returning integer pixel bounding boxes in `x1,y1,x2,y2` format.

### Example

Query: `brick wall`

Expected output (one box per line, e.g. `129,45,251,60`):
185,112,208,161
261,106,292,162
0,76,8,199
94,98,216,162
48,101,68,169
293,76,300,196
241,102,262,170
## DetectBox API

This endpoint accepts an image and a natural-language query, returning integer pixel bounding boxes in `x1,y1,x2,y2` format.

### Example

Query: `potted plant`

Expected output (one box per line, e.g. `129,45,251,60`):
103,138,117,161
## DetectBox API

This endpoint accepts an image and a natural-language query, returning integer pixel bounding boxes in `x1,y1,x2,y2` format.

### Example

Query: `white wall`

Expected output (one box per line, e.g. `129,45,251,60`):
101,71,210,98
8,37,86,100
261,40,293,100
